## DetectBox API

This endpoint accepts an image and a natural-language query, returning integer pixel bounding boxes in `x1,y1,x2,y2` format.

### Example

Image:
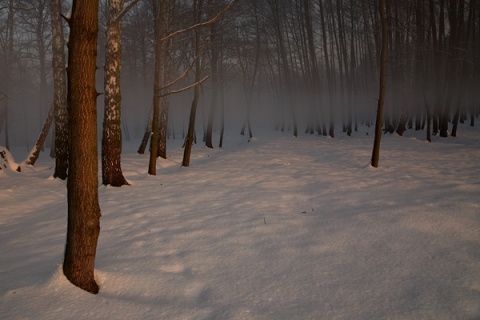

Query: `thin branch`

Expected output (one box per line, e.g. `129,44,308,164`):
162,59,195,90
161,39,208,90
159,76,209,97
113,0,141,24
161,0,239,42
61,4,72,24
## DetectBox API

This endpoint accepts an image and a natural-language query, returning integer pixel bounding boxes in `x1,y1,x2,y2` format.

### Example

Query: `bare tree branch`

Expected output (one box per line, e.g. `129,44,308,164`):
161,59,196,90
161,0,238,42
113,0,141,24
161,38,208,90
159,76,209,97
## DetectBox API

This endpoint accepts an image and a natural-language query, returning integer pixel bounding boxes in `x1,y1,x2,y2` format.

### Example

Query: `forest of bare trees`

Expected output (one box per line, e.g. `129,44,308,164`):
0,0,479,292
1,0,478,154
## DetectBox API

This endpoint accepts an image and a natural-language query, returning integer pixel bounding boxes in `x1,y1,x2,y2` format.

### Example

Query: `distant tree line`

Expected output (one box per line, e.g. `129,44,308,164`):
1,0,479,162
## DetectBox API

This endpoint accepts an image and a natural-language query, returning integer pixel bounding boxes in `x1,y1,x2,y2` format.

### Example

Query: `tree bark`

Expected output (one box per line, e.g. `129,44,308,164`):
148,0,165,175
158,0,175,159
138,105,153,154
25,103,54,166
63,0,101,294
319,0,335,137
50,0,68,180
183,0,203,167
205,1,219,149
3,0,14,150
102,0,129,186
371,0,388,168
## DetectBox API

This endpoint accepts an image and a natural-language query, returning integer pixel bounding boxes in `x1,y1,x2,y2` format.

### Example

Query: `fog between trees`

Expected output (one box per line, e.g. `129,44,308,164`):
0,0,479,149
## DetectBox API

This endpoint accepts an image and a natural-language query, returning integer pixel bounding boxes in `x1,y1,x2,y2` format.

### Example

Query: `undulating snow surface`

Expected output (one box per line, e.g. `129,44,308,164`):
1,126,479,319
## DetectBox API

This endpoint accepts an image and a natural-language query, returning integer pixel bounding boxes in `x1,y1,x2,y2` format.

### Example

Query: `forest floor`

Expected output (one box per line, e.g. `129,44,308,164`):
1,124,479,319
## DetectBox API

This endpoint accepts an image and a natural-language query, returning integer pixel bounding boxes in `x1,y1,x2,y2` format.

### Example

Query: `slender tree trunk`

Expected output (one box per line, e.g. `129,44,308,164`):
148,0,165,175
36,3,49,132
158,0,175,159
218,75,225,148
25,103,54,166
439,0,456,137
63,0,101,294
3,0,14,150
158,95,170,159
273,0,297,137
319,0,335,137
138,105,153,154
102,0,129,186
183,9,202,167
206,0,219,148
50,0,68,180
371,0,388,168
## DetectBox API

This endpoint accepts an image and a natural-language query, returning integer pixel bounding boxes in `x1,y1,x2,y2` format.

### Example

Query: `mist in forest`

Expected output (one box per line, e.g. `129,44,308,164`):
0,0,479,150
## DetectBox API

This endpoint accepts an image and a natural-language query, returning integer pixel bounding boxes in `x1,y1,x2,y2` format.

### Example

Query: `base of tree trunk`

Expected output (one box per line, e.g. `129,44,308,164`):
63,265,99,294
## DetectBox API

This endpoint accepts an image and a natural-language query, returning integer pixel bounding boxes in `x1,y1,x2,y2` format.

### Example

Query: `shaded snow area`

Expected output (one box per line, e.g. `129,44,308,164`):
1,126,479,320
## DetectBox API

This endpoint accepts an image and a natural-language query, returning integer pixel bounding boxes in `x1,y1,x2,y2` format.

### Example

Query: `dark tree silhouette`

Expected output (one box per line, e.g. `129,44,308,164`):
371,0,388,168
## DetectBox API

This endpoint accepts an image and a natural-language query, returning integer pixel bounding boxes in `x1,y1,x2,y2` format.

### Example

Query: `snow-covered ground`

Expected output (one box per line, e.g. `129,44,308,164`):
1,125,479,320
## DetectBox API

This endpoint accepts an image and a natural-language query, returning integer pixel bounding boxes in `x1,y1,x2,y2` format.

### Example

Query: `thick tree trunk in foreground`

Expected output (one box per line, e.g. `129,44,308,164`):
63,0,101,294
50,0,68,180
371,0,388,168
102,0,129,186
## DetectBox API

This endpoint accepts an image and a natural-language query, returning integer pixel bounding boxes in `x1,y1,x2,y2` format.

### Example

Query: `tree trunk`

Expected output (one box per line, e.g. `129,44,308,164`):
148,0,165,175
138,105,153,154
36,2,49,132
183,0,203,167
439,0,459,137
63,0,101,294
158,95,170,159
158,0,175,159
319,0,335,137
3,0,14,150
205,0,219,148
371,0,388,168
102,0,129,186
50,0,68,180
25,103,54,166
425,93,432,142
218,75,225,148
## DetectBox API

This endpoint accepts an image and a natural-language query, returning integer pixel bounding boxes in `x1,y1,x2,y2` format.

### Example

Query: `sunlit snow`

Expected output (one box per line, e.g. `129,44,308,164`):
1,126,479,319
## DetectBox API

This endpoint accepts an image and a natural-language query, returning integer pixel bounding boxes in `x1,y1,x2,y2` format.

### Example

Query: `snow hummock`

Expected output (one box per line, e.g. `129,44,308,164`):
0,146,21,172
1,126,479,319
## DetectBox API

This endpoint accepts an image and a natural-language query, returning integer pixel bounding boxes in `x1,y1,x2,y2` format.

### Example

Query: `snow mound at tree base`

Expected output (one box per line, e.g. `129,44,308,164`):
0,146,21,172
